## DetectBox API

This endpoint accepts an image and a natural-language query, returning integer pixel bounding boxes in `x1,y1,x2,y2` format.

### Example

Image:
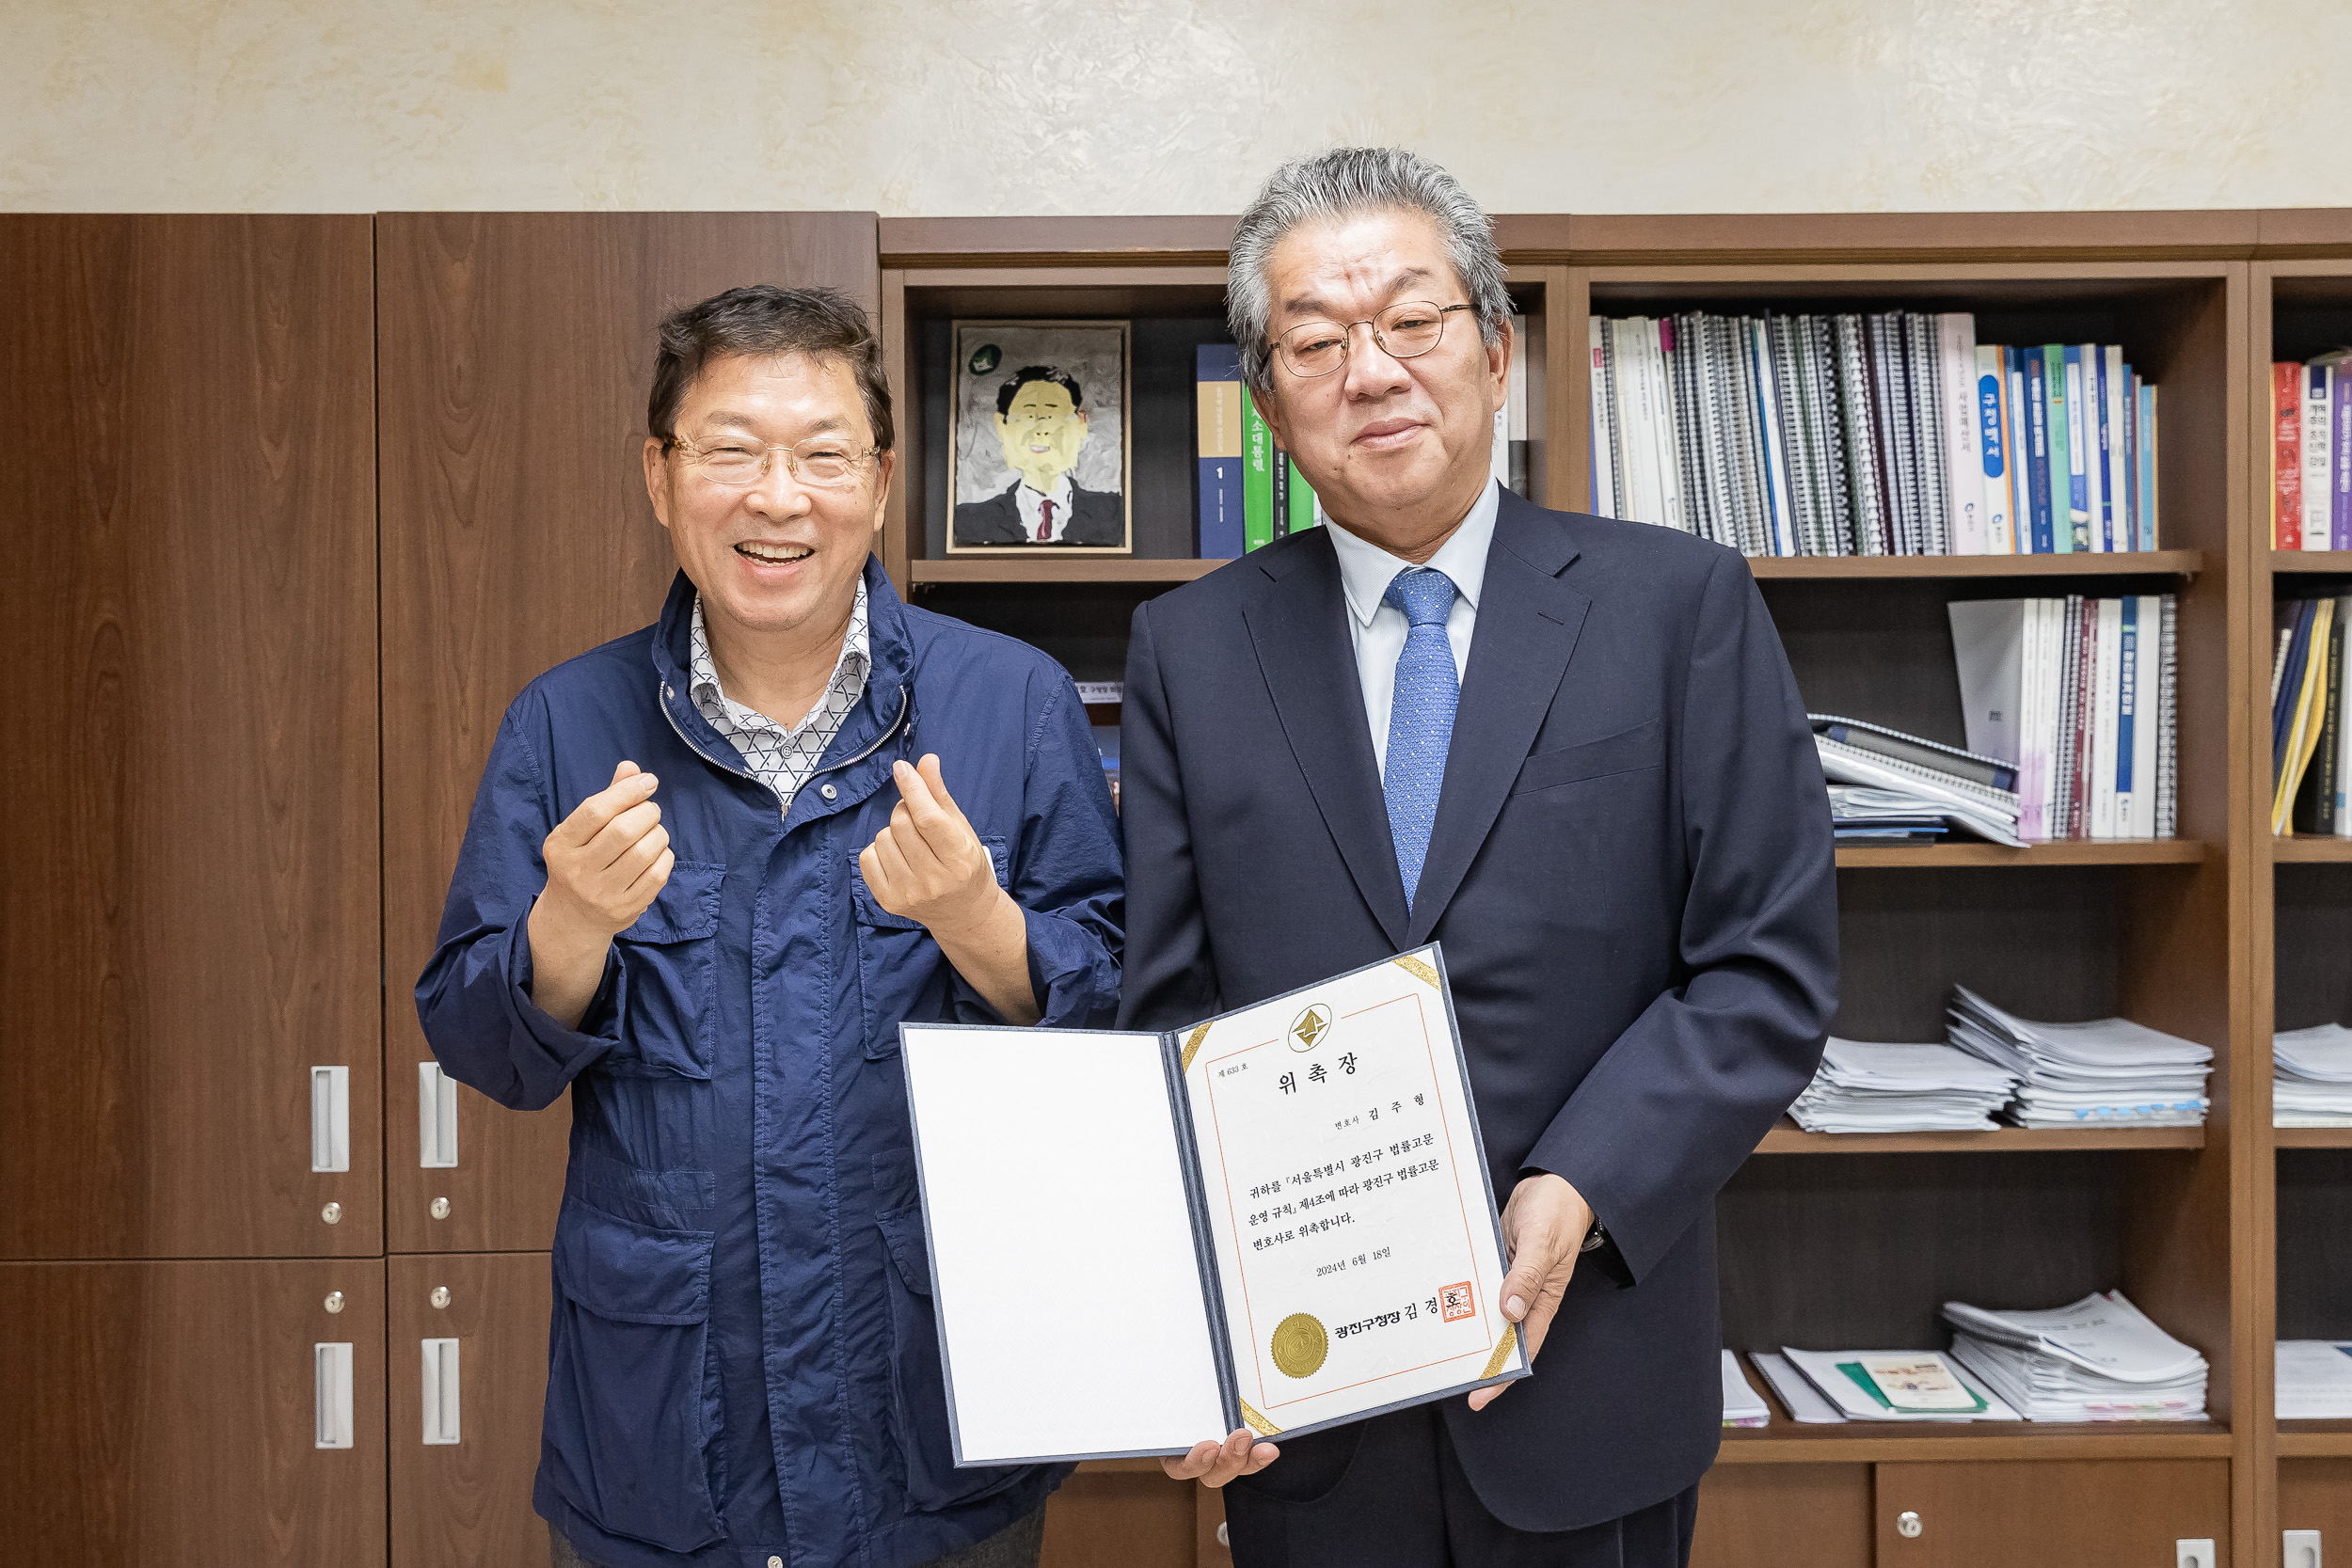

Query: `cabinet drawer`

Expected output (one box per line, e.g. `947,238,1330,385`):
1876,1460,2227,1565
1691,1464,1871,1568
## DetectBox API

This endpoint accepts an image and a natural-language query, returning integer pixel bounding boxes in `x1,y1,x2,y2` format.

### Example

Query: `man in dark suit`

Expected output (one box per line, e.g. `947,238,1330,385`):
953,365,1125,546
1121,148,1837,1567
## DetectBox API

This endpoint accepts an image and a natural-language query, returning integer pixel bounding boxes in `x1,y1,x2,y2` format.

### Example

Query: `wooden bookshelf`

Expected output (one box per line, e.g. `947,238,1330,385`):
2276,1127,2352,1149
2278,1422,2352,1458
1834,839,2210,868
1755,1118,2205,1154
1746,549,2205,580
860,214,2329,1568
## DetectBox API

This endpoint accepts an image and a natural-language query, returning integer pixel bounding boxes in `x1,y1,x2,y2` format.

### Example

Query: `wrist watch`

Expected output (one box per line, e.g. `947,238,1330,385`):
1580,1218,1609,1254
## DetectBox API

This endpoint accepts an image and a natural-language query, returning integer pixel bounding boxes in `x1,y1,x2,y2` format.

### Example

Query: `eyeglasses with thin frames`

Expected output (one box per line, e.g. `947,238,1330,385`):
669,434,882,490
1275,301,1472,379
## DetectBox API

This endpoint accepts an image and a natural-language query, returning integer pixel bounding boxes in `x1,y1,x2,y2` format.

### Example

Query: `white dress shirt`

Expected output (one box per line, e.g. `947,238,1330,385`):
1322,479,1501,777
1013,475,1076,542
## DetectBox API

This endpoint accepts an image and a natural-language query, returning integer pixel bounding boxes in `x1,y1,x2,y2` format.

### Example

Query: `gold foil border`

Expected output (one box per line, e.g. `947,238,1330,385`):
1391,952,1439,989
1480,1323,1520,1381
1238,1401,1281,1437
1179,1022,1212,1074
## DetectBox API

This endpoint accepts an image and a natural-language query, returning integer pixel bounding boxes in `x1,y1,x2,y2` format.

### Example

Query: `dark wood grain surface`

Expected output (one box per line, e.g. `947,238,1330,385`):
1874,1459,2230,1564
388,1251,552,1568
377,213,879,1254
0,215,381,1259
1689,1465,1870,1568
0,1258,387,1561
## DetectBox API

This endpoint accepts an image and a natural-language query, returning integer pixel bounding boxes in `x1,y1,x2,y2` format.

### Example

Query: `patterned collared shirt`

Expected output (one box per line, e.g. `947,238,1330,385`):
688,578,870,816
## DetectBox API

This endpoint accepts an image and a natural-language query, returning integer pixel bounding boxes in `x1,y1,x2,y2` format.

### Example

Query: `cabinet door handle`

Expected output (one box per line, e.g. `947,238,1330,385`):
418,1062,458,1169
314,1341,354,1449
310,1067,350,1174
421,1338,461,1445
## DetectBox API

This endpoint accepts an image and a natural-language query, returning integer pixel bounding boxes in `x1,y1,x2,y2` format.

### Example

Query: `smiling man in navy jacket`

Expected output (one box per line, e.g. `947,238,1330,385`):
1122,150,1838,1567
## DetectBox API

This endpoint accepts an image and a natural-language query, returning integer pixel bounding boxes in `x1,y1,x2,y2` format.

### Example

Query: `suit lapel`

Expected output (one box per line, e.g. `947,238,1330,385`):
1241,534,1410,948
1405,493,1591,945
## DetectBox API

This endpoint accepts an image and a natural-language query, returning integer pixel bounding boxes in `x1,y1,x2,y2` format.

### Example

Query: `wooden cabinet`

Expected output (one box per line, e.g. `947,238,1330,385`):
0,215,382,1259
375,212,880,1254
0,1259,387,1562
1691,1465,1872,1568
1039,1464,1200,1568
387,1252,552,1568
1875,1459,2230,1565
2279,1458,2352,1559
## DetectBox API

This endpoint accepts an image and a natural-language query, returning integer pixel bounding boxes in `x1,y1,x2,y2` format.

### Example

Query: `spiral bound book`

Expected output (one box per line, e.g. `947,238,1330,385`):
896,944,1526,1466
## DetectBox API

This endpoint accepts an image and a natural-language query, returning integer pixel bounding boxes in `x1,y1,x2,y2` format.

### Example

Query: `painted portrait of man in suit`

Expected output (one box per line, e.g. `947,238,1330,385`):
949,323,1131,552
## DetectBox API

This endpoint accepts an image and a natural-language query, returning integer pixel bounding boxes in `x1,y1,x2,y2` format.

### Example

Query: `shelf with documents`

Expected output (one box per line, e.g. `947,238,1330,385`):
1753,1117,2204,1154
1746,549,2205,581
1832,839,2210,868
1715,1419,2233,1465
2276,1127,2352,1148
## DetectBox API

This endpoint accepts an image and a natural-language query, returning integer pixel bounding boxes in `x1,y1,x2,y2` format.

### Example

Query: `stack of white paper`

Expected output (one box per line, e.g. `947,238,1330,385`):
2274,1023,2352,1127
2277,1340,2352,1418
1788,1037,2020,1132
1947,985,2211,1128
1721,1350,1771,1427
1943,1291,2207,1421
1773,1346,2020,1422
1816,764,2023,847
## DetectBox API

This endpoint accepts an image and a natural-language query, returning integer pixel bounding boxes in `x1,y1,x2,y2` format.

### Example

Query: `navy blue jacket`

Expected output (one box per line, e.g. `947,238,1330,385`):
1118,493,1837,1531
418,560,1122,1568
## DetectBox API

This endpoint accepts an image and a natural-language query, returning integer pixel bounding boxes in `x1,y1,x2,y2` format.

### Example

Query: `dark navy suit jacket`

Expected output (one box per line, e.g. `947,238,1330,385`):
1117,490,1837,1532
952,481,1125,546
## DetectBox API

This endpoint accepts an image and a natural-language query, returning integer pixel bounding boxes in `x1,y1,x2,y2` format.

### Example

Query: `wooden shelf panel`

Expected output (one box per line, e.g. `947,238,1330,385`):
1835,839,2209,868
1755,1118,2204,1154
2280,1422,2352,1457
910,558,1220,586
2272,551,2352,575
1749,550,2204,580
2277,1127,2352,1148
2275,835,2352,862
1715,1420,2232,1464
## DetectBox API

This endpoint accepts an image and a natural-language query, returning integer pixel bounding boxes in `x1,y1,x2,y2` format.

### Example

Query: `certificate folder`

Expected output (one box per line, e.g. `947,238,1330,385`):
898,944,1529,1466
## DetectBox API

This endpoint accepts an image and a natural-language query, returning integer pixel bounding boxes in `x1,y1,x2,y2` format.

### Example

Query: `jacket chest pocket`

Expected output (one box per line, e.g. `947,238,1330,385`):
609,862,724,1080
543,1197,725,1551
1510,719,1665,795
850,837,1009,1059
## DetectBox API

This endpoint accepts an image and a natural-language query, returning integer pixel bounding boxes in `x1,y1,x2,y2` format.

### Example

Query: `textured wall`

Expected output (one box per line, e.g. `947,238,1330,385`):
8,0,2345,214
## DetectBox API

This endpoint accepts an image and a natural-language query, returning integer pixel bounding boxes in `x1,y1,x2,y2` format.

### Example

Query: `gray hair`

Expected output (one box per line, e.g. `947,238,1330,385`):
1227,147,1510,392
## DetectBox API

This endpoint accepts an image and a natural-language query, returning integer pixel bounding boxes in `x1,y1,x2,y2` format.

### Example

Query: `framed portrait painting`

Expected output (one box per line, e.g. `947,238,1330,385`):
947,320,1132,554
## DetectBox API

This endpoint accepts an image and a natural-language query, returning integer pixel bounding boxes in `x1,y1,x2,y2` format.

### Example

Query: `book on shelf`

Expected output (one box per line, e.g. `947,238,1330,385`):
1947,985,2211,1129
1947,595,2176,842
1195,345,1245,559
1587,310,2157,557
2278,1341,2352,1418
1749,1351,1846,1424
2273,1022,2352,1127
2273,351,2352,550
1811,714,2022,847
2273,595,2352,835
1721,1350,1770,1428
1943,1291,2207,1422
1241,377,1276,553
1771,1346,2016,1422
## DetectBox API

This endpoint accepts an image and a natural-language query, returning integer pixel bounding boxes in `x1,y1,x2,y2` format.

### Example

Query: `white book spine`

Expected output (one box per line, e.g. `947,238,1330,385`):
1975,345,2015,553
2090,597,2122,837
2106,347,2130,553
1613,319,1655,525
2039,596,2064,838
1589,318,1616,517
2066,356,2090,551
1651,319,1685,531
1752,320,1797,557
2078,348,2108,552
2009,356,2034,553
2129,594,2160,837
1943,314,1986,552
2021,598,2049,839
2306,365,2334,550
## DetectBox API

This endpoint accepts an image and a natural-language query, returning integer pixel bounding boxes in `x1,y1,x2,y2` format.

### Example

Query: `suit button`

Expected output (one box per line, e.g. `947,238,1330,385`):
820,784,837,800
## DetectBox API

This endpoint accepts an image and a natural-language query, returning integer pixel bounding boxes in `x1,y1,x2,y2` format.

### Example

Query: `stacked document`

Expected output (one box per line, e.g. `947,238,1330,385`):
1788,1037,2021,1132
2277,1341,2352,1418
1943,1291,2207,1421
2274,1023,2352,1127
1814,716,2024,847
1771,1346,2019,1422
1721,1350,1770,1428
1948,985,2211,1127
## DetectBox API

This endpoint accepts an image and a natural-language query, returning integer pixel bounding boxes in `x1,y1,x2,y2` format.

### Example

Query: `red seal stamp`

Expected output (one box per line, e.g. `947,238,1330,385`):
1438,1281,1475,1323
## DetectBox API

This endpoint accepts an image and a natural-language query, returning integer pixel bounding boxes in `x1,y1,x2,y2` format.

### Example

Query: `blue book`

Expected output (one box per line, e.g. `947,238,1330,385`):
2094,348,2115,551
2137,383,2158,549
2063,345,2090,552
2122,365,2139,551
2023,348,2056,553
2117,597,2137,800
1195,345,1246,559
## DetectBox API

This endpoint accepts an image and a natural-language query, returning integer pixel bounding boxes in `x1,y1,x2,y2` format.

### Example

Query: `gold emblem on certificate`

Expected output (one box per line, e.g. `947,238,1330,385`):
1271,1313,1328,1378
1288,1005,1332,1053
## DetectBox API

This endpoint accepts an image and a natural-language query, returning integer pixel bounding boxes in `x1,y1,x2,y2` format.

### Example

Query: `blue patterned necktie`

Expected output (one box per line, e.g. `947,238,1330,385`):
1382,566,1460,910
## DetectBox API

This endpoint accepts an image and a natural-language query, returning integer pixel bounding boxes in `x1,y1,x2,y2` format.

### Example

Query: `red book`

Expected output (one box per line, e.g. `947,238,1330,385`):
2278,362,2305,549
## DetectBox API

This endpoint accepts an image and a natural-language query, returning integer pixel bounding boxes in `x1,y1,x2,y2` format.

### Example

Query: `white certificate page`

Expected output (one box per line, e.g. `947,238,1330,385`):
1180,948,1524,1437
